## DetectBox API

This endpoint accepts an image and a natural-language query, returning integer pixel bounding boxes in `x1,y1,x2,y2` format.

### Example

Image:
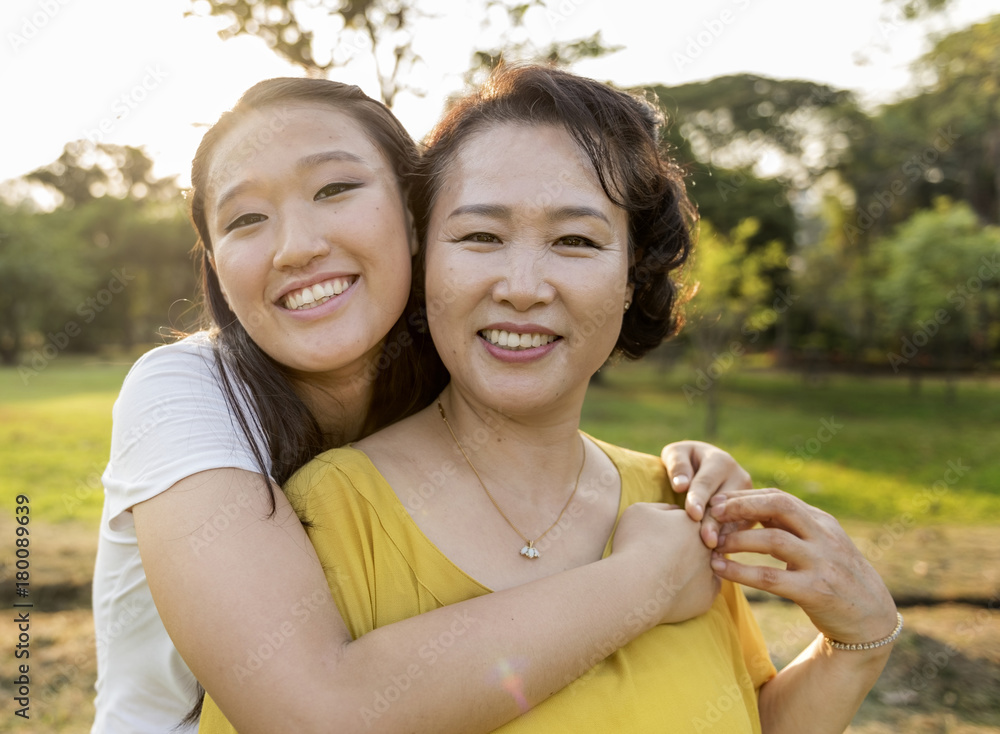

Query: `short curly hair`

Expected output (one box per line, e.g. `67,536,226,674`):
411,63,696,359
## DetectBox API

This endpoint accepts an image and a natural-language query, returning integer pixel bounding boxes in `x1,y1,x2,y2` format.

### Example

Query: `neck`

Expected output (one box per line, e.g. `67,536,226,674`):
287,353,378,446
436,385,586,505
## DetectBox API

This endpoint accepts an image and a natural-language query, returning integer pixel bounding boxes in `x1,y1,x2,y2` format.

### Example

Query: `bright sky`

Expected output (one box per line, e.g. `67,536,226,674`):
2,0,998,188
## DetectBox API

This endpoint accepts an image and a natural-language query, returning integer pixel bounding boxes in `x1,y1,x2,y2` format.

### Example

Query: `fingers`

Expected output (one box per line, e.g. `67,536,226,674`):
660,442,696,498
715,527,809,566
699,514,722,549
662,441,752,524
709,488,814,539
710,553,793,597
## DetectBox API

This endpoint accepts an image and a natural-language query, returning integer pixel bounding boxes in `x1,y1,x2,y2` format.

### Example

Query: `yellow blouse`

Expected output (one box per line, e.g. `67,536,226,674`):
200,437,776,733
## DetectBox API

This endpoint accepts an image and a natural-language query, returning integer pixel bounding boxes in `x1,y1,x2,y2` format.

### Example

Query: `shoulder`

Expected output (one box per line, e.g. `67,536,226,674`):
120,333,218,392
585,434,680,505
284,447,384,515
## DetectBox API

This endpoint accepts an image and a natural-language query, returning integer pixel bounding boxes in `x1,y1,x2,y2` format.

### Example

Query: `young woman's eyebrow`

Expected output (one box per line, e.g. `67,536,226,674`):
214,150,368,218
295,150,367,171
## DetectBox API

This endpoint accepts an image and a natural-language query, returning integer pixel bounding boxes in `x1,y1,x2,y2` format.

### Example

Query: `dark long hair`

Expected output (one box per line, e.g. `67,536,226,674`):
178,78,447,724
411,64,696,358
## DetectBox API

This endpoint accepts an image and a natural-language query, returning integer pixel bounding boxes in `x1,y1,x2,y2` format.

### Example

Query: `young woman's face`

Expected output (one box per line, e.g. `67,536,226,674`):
205,103,414,377
424,123,633,416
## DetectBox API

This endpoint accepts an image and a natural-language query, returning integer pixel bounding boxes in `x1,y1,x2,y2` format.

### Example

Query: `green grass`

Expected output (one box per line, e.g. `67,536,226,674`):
0,359,133,523
2,357,998,525
583,362,1000,524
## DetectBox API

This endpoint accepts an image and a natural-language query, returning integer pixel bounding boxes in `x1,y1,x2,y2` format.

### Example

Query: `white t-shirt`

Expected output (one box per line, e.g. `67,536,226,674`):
92,334,270,733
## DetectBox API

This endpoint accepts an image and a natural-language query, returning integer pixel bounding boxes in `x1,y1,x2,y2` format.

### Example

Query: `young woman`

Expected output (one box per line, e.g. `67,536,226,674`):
199,66,899,733
92,77,753,733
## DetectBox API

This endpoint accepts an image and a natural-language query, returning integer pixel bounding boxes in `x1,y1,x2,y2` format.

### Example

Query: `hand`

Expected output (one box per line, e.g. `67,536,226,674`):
612,502,720,625
661,441,753,549
708,488,898,645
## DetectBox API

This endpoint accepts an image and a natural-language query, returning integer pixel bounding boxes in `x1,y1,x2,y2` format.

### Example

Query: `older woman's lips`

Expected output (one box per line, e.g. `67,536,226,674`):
478,329,561,363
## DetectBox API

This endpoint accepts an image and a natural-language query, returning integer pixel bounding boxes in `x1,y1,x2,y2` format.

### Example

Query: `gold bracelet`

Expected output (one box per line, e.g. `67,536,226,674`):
824,612,903,651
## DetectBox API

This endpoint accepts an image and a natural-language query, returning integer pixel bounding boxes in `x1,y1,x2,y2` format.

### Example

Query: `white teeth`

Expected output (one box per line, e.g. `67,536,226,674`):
282,277,355,310
481,330,557,350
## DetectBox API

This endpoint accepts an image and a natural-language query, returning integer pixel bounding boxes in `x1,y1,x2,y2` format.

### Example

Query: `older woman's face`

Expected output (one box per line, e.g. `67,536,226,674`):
424,122,633,416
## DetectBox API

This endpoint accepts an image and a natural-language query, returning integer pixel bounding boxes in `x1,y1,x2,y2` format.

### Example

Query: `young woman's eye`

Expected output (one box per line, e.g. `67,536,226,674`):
225,213,267,232
557,235,598,249
315,182,360,201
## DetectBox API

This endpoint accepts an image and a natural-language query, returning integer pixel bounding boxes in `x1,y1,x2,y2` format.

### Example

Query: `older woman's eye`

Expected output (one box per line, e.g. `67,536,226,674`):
557,235,598,248
462,232,501,244
315,182,361,201
225,213,267,232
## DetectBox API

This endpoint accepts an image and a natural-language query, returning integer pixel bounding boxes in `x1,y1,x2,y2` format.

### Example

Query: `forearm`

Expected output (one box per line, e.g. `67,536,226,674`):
758,635,892,734
303,553,661,734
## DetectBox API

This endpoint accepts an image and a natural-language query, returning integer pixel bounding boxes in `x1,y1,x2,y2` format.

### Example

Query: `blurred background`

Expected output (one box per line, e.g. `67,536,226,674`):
1,0,998,731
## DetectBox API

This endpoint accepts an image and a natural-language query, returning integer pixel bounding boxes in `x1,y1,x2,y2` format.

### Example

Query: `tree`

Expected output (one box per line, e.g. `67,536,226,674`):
188,0,619,107
874,198,1000,398
682,219,786,437
0,204,92,368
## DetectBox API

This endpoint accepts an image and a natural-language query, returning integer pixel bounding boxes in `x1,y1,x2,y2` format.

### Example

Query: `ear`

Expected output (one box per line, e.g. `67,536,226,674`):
624,281,635,309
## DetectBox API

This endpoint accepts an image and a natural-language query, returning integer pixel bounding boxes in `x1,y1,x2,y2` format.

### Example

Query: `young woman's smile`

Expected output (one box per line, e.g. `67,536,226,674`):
205,103,414,376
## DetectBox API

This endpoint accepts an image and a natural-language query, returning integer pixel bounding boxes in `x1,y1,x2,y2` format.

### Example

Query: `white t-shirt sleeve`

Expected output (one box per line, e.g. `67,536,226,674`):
102,335,271,532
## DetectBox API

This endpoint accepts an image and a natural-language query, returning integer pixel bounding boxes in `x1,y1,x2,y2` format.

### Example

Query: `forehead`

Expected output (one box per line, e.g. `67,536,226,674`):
206,102,387,199
436,123,614,214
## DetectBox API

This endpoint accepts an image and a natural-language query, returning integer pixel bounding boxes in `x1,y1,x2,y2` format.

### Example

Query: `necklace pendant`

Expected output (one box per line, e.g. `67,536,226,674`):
520,542,540,559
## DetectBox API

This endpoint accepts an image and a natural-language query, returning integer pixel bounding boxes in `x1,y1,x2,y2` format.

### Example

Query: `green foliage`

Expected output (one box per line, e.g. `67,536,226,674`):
873,199,1000,368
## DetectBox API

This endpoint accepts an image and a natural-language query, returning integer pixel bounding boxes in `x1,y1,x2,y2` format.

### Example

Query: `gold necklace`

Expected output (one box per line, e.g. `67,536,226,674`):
437,401,585,559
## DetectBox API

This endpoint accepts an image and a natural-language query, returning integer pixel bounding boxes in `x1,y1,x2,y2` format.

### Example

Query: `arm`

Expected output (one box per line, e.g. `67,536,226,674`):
706,489,898,733
135,471,716,734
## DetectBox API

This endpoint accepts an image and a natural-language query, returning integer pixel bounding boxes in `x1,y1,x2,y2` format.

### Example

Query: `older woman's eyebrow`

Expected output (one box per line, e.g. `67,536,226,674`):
447,203,610,224
214,150,368,216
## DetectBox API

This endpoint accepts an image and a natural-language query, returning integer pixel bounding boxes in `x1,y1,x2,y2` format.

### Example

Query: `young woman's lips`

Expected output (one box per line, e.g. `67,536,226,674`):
278,276,358,318
478,326,561,363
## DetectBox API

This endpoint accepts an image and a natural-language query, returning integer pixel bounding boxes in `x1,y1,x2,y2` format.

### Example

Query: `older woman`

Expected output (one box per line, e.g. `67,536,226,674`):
199,65,899,733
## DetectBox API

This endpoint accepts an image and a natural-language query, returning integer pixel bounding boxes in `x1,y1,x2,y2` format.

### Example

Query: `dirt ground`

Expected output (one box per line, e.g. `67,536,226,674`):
1,518,998,733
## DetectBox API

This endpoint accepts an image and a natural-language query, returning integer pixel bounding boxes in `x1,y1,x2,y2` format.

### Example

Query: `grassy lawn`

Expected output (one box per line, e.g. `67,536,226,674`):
1,355,998,526
583,361,1000,525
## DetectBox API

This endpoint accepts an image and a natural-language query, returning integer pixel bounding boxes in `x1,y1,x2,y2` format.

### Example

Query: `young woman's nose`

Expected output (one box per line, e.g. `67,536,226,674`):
272,213,331,270
492,245,556,310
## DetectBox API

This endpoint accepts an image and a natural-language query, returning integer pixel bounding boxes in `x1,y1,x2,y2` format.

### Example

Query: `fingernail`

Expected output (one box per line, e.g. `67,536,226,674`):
710,501,726,517
709,494,726,506
673,474,690,488
691,501,704,518
711,555,726,571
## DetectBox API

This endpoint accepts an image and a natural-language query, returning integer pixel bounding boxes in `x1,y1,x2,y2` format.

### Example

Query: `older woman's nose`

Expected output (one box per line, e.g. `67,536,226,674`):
492,245,556,310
